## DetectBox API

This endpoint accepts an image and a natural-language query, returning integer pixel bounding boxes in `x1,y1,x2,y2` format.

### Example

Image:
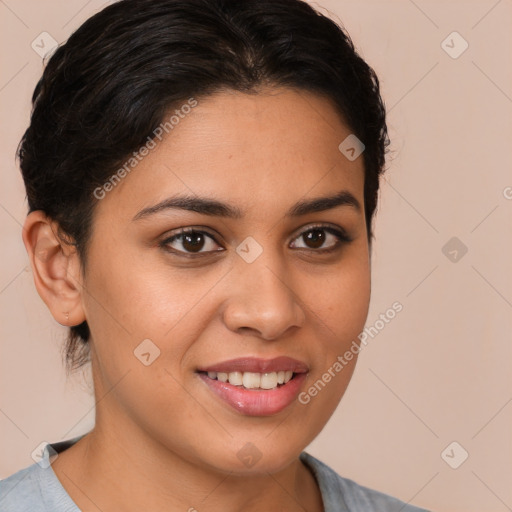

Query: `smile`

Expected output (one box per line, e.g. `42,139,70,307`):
201,370,294,390
196,357,309,416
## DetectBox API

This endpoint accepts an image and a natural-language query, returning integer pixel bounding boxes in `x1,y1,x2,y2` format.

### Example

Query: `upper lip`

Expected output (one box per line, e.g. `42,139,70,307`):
197,356,309,374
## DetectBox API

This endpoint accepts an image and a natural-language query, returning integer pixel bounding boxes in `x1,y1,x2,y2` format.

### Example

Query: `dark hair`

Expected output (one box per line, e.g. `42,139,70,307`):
18,0,389,374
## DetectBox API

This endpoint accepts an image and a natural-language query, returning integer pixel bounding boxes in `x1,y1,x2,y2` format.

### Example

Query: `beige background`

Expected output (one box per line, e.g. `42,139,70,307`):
1,1,511,511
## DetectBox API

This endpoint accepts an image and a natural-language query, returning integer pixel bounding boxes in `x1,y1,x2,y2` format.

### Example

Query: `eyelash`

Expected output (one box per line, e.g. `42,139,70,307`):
159,223,353,258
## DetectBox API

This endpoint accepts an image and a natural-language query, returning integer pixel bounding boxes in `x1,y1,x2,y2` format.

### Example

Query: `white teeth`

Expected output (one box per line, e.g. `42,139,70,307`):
242,372,261,389
205,370,295,389
228,371,243,386
217,372,228,383
260,372,279,389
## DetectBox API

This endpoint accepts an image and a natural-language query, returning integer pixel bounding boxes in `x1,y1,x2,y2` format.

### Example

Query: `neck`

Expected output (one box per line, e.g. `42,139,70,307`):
52,418,323,512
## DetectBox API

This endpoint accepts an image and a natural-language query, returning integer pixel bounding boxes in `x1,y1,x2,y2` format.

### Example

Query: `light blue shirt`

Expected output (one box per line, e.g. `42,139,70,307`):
0,434,432,511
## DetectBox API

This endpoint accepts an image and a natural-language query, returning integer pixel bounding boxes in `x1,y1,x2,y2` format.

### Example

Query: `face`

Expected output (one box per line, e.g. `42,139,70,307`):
79,87,371,474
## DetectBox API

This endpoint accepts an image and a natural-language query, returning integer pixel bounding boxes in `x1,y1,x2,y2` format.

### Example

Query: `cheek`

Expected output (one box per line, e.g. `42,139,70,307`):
80,243,223,387
299,249,370,406
81,254,206,432
305,248,371,347
81,240,180,337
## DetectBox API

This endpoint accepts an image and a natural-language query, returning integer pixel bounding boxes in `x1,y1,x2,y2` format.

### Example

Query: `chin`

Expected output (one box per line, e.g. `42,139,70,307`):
208,436,307,476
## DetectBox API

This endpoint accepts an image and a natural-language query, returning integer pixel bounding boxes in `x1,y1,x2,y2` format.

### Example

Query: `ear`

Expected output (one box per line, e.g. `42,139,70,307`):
22,211,86,327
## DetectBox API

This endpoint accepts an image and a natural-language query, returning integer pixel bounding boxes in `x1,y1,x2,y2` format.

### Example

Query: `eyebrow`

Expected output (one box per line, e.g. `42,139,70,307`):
132,190,361,221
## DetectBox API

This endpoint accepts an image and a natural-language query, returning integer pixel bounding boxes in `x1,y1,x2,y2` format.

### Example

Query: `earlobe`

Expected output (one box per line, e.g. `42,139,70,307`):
22,211,86,327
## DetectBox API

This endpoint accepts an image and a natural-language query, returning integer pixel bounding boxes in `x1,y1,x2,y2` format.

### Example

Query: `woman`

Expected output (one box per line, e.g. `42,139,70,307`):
0,0,431,510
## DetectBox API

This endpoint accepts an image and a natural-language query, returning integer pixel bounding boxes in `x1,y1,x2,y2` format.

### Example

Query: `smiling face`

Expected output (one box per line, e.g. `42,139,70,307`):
78,87,371,474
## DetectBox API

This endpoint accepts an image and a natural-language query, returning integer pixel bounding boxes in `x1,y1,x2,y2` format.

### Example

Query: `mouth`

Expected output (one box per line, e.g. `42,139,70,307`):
197,369,297,390
196,357,309,416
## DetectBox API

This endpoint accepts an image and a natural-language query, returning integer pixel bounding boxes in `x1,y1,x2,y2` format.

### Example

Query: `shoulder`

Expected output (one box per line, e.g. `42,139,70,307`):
300,452,432,512
0,438,84,512
0,463,47,512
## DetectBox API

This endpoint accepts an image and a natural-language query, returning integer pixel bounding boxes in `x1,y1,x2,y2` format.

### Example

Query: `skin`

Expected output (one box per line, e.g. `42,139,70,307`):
23,87,371,512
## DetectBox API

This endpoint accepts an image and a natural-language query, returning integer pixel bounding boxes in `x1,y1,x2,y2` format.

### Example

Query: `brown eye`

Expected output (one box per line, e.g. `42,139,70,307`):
180,231,206,252
302,229,326,249
290,225,351,252
161,229,222,256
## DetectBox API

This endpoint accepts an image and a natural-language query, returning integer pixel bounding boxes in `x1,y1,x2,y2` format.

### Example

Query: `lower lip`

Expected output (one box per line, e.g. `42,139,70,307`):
198,372,307,416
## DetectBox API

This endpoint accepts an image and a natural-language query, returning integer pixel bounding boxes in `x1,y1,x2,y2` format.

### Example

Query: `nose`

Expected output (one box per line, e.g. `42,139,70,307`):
221,251,306,341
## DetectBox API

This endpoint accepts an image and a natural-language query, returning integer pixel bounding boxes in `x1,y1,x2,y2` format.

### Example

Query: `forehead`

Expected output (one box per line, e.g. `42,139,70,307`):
95,87,365,221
